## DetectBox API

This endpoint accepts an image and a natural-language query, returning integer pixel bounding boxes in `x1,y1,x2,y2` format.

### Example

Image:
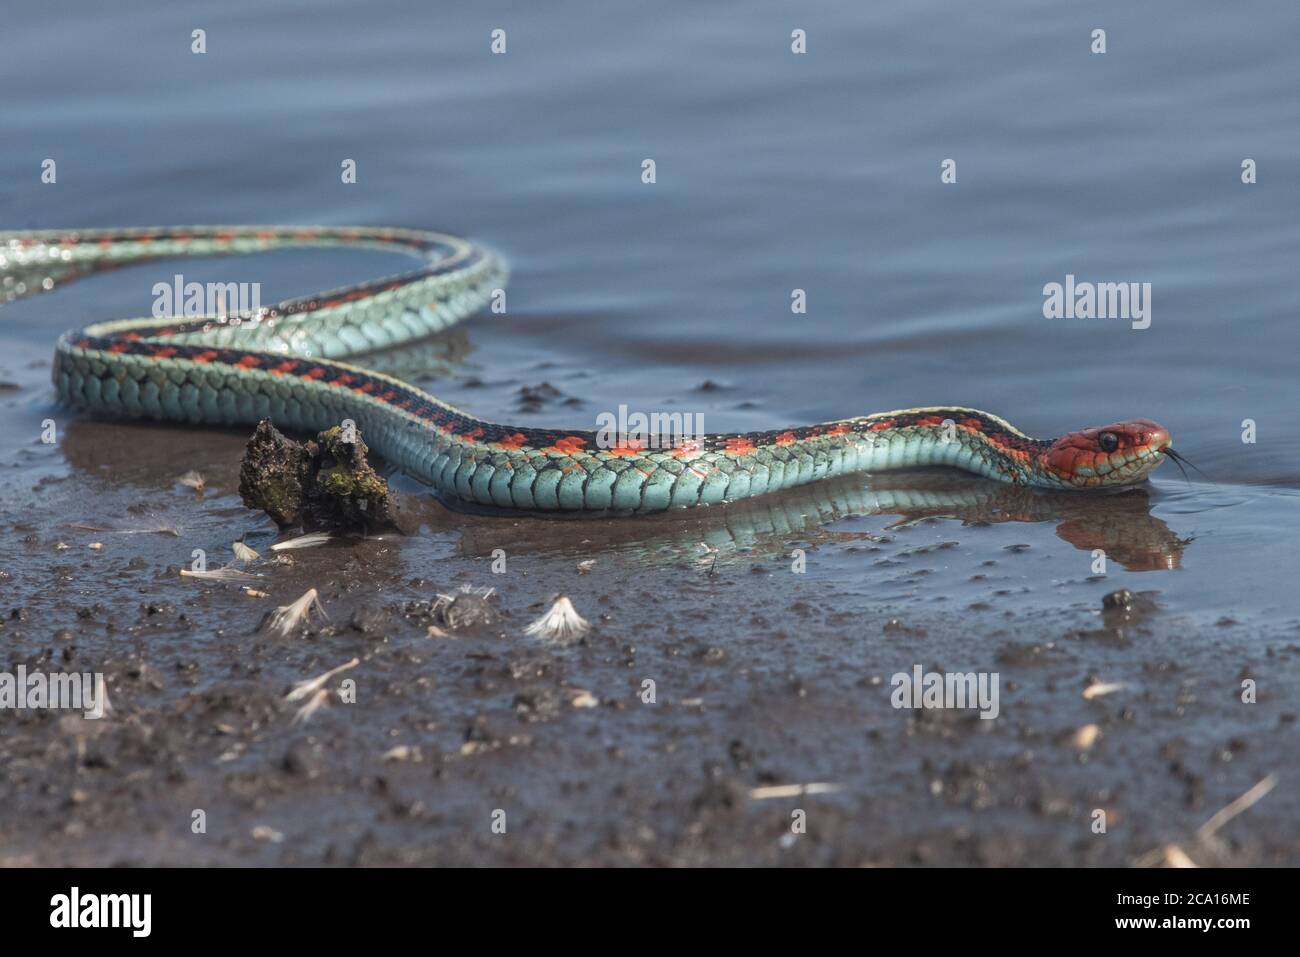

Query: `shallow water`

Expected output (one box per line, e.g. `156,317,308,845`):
1,1,1298,865
5,0,1300,620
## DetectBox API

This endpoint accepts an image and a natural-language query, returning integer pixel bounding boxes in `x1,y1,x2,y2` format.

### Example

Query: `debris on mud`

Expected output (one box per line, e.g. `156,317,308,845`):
258,587,329,638
525,595,591,643
177,470,206,495
515,381,582,413
430,586,500,632
1102,589,1134,610
238,419,398,534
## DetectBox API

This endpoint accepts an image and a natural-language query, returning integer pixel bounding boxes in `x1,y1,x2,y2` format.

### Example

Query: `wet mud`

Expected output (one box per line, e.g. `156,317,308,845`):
1,413,1296,866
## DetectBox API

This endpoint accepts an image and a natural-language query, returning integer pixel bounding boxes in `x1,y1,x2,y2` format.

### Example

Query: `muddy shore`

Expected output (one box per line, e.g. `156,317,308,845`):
2,417,1295,867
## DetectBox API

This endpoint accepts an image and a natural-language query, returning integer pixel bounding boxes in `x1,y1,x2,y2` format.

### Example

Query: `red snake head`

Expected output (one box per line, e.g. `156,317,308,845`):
1038,419,1171,488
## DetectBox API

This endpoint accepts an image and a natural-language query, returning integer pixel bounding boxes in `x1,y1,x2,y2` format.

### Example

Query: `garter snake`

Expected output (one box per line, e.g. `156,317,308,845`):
1,225,1173,512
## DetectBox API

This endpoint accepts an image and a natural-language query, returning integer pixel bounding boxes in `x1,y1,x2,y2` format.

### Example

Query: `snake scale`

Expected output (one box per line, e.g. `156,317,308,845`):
0,226,1172,512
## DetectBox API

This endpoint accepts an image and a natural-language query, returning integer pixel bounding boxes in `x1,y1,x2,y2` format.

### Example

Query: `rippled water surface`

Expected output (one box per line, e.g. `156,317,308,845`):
5,0,1300,627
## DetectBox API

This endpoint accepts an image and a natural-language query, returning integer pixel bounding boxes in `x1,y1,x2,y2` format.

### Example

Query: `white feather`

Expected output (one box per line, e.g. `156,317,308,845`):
524,595,590,642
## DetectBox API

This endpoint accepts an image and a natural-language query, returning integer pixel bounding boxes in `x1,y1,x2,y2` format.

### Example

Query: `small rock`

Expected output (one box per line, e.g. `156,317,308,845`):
281,740,326,778
350,604,388,635
436,588,498,631
570,690,599,709
239,418,398,533
1103,589,1134,610
1071,724,1102,750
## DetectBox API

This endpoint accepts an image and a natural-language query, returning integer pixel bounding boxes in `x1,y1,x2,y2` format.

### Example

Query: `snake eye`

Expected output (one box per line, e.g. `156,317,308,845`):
1098,431,1119,453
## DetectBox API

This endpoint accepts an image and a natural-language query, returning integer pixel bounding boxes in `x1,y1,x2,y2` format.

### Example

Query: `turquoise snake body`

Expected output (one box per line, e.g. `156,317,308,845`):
1,226,1173,512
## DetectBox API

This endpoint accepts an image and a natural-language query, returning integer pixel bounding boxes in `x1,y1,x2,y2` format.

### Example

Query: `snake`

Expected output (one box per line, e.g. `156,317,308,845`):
1,225,1173,513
